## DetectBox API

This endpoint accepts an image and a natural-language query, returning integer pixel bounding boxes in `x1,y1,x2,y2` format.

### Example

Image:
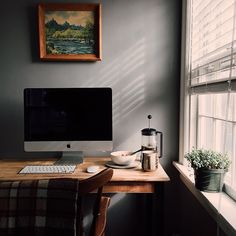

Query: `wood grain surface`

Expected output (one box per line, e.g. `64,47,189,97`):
0,157,170,193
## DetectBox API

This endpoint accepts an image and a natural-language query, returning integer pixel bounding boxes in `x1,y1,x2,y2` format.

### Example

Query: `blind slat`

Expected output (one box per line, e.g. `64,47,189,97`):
190,78,236,94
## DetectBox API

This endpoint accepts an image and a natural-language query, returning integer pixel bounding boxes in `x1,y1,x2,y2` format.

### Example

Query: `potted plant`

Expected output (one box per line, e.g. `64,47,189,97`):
185,148,231,192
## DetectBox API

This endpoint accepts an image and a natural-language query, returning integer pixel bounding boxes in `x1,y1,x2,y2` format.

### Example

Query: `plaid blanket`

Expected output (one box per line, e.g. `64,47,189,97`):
0,179,80,236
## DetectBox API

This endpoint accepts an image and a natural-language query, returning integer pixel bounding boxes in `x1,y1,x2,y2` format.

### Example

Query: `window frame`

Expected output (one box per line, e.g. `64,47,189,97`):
180,0,236,200
179,0,192,164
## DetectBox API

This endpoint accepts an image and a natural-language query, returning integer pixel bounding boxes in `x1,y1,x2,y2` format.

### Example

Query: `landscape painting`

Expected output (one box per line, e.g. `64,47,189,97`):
38,4,102,61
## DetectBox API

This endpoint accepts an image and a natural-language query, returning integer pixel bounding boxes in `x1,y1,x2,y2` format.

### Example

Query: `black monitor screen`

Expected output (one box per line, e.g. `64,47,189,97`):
24,88,112,141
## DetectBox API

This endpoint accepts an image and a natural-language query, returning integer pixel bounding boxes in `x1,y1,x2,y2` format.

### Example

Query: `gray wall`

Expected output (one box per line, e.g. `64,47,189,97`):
0,0,182,235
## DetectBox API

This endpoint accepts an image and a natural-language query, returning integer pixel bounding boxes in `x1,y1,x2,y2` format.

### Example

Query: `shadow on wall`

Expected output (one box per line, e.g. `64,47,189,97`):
82,37,147,126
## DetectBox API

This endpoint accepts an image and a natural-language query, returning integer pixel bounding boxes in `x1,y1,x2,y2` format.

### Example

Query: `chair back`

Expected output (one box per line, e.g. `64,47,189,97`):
0,168,113,236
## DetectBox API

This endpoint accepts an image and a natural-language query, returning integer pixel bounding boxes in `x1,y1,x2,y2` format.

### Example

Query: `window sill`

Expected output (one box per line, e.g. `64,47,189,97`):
173,161,236,236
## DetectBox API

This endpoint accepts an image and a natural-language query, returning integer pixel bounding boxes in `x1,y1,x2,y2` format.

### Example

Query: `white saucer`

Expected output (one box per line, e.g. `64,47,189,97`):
105,161,140,169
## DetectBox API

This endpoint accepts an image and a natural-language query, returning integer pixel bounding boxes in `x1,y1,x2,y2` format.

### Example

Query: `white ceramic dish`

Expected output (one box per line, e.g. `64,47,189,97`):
110,151,136,166
105,161,139,169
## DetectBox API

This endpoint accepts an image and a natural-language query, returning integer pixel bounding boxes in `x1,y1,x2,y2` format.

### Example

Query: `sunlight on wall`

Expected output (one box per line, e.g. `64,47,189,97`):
108,193,127,208
81,38,147,128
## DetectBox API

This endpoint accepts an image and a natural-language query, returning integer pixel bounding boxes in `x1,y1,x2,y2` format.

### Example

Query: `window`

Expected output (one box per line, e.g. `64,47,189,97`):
182,0,236,199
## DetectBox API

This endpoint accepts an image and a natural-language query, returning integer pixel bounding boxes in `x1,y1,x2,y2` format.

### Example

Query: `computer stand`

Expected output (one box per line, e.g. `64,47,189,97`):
54,151,84,165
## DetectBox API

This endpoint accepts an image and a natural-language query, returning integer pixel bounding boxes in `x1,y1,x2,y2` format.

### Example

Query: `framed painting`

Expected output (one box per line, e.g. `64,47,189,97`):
38,3,102,61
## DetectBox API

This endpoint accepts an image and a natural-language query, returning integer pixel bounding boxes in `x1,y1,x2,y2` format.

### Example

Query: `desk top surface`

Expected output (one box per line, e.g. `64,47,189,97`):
0,157,170,182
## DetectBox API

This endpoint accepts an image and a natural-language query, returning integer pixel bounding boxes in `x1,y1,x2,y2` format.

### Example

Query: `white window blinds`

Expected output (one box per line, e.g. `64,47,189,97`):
189,0,236,94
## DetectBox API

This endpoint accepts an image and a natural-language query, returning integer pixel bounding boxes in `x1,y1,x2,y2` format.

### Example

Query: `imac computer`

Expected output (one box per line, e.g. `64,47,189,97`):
24,88,113,164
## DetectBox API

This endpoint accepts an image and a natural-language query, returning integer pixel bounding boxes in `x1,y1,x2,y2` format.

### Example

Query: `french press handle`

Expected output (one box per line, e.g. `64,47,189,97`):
156,131,163,158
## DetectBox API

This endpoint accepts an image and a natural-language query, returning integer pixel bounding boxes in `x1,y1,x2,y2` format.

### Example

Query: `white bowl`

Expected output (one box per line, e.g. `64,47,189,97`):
110,151,136,166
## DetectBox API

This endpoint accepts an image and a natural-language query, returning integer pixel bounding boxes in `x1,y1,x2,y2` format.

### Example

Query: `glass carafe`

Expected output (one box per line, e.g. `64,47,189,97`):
141,128,163,158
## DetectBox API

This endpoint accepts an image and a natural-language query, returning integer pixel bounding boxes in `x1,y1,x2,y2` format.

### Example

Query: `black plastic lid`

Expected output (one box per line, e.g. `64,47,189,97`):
141,128,157,136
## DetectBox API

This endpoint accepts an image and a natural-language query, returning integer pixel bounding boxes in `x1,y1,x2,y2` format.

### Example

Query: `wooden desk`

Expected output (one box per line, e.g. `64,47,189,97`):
0,157,170,192
0,157,170,235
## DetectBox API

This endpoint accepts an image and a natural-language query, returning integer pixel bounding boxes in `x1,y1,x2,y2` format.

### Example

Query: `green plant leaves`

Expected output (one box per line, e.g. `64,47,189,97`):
185,148,230,170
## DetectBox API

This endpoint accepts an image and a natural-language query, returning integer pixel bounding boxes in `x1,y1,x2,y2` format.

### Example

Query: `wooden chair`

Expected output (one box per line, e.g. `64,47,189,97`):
0,168,113,236
78,168,113,236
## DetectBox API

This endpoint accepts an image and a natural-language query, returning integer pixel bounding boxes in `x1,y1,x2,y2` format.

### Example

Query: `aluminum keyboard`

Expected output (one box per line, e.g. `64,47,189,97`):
19,165,76,174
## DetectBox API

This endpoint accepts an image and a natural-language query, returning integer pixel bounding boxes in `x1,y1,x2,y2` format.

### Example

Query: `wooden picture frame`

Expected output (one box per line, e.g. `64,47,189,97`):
38,3,102,61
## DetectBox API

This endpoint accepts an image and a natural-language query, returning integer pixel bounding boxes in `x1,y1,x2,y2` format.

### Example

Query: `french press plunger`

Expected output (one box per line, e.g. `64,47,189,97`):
141,115,163,158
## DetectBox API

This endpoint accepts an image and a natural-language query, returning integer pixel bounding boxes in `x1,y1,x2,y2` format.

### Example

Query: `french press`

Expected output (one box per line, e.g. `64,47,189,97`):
141,115,163,158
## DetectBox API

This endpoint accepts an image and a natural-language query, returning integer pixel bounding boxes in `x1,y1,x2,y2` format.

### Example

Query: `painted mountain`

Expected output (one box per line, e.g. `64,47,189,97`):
45,10,95,54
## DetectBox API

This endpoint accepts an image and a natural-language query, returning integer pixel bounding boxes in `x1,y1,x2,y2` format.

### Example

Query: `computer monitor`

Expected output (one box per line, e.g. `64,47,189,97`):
24,88,113,164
